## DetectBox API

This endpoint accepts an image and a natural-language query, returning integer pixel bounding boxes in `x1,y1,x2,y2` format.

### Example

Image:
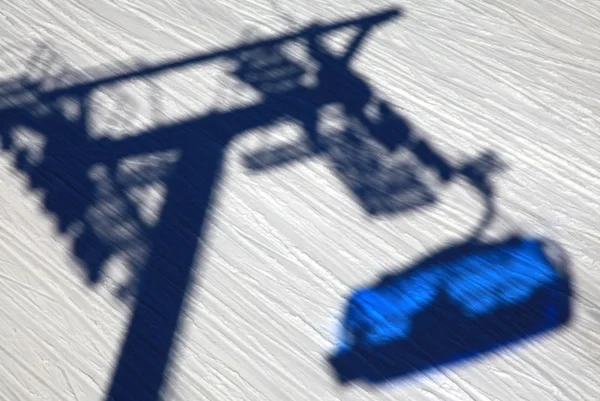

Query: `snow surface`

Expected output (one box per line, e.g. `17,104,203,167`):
1,0,599,400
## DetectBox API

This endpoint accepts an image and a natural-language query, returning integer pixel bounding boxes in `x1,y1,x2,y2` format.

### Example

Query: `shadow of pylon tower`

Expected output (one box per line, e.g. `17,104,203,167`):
33,9,399,401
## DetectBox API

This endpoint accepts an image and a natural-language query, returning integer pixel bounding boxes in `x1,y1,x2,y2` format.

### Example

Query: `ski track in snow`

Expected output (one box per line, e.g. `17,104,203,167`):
1,0,599,400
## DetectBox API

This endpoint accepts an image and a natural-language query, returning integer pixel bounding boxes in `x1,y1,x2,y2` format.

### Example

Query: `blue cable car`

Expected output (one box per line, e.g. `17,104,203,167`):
329,236,572,384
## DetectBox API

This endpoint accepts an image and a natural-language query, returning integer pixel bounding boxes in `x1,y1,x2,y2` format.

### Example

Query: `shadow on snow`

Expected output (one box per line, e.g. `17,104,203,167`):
0,6,572,399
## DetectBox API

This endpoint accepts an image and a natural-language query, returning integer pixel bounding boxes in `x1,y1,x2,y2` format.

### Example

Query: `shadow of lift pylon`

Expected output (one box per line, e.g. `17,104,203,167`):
0,8,407,401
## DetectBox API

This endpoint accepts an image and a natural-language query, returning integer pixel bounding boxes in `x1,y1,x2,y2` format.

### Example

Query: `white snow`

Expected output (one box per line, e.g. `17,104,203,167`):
1,0,599,400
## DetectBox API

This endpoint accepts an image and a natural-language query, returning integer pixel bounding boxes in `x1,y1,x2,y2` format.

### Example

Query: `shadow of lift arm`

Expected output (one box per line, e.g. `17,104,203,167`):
36,9,402,103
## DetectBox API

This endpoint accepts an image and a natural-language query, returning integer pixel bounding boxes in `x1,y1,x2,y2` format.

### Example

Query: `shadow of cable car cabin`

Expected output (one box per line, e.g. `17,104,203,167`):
328,235,573,384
